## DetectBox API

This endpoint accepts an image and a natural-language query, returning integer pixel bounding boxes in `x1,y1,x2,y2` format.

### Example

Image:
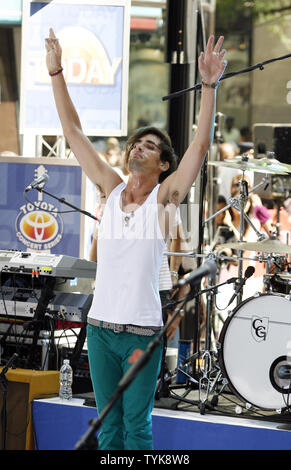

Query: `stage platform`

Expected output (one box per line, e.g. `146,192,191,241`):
32,390,291,451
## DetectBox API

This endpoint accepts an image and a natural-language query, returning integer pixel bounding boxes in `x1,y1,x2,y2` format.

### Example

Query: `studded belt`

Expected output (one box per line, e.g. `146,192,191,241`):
88,319,162,337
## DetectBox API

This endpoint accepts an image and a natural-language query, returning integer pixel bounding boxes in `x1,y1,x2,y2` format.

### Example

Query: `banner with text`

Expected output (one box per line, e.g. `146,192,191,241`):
20,0,130,136
0,158,84,257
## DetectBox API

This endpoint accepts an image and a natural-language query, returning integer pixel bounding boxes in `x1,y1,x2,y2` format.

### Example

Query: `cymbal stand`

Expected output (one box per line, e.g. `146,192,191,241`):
180,277,233,414
204,174,270,304
196,252,234,414
160,258,237,414
204,174,270,237
198,270,219,413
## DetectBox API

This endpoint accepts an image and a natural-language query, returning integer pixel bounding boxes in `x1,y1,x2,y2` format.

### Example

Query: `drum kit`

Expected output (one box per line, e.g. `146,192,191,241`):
164,151,291,416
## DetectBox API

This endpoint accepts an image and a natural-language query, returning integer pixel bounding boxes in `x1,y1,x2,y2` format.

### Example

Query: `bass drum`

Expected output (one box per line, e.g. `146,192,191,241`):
219,293,291,410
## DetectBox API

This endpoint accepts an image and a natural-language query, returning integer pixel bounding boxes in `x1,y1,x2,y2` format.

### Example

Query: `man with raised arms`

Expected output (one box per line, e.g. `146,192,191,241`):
45,28,226,450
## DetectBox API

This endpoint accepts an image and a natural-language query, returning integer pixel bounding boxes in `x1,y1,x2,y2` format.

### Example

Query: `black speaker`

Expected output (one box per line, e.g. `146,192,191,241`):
0,368,59,449
253,123,291,164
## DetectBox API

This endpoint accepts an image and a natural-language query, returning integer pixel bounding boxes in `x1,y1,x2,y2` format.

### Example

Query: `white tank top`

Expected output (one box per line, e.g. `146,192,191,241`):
87,182,166,327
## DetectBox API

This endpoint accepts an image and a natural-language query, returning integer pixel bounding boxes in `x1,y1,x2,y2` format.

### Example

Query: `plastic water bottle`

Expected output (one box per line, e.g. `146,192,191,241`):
59,359,73,400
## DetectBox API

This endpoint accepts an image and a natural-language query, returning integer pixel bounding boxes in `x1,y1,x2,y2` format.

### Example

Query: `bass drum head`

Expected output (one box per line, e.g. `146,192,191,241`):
219,293,291,410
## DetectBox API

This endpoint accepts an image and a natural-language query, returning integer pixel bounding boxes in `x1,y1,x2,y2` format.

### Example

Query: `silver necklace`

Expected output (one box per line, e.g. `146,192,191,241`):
122,189,150,226
122,190,134,227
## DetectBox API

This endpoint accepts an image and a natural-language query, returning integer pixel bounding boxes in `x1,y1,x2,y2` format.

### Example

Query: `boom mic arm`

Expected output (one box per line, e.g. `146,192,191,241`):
177,259,217,288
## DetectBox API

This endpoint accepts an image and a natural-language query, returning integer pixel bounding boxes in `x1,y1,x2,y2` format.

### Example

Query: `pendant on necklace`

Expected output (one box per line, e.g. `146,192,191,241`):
124,212,134,227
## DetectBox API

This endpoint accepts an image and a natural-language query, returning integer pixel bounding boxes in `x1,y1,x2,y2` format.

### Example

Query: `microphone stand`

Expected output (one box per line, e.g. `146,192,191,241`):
74,294,186,450
75,275,237,449
162,52,291,101
165,276,238,414
24,276,56,370
0,353,18,450
23,187,99,222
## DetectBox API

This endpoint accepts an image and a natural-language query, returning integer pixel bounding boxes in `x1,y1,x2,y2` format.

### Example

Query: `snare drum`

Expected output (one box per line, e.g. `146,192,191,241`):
219,293,291,410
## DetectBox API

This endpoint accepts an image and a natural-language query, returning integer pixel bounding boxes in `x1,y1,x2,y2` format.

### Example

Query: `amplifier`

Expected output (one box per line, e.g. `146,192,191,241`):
253,124,291,198
0,367,59,449
253,123,291,164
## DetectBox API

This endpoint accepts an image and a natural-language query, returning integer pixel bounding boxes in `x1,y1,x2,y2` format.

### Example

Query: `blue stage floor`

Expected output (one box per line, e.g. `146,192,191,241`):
32,396,291,451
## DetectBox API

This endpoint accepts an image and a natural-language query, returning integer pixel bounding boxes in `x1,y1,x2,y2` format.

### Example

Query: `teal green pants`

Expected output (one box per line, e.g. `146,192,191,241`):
86,324,163,450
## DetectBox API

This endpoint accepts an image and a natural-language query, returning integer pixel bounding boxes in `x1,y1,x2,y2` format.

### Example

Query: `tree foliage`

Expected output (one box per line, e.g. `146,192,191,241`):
215,0,291,35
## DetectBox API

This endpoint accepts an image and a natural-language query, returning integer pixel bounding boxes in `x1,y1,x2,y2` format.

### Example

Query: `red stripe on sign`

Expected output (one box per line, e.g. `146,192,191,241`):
130,17,157,30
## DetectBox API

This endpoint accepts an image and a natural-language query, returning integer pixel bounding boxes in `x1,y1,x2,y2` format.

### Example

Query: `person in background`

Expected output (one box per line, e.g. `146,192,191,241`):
217,141,242,200
239,126,253,154
222,115,240,146
102,137,128,179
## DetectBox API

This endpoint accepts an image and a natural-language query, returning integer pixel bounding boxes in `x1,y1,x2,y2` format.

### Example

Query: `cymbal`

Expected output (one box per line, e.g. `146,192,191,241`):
208,156,290,174
254,157,291,173
218,238,291,254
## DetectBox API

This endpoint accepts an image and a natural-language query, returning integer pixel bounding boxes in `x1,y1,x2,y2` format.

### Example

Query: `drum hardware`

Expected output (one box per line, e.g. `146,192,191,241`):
190,271,243,414
197,265,217,413
165,250,269,264
155,55,291,425
265,254,288,274
159,268,239,414
207,117,225,245
163,251,288,413
197,266,224,414
205,173,270,304
229,195,268,243
175,170,288,417
204,174,270,228
264,272,291,295
207,157,289,258
272,177,291,199
254,173,291,201
201,167,271,261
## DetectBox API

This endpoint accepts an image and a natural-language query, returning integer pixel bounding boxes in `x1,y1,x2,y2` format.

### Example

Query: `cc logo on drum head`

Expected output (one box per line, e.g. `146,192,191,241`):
251,316,269,342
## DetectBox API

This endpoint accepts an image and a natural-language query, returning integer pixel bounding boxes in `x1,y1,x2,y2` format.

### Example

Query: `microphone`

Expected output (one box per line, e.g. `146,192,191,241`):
25,173,49,192
178,259,217,287
226,265,255,307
